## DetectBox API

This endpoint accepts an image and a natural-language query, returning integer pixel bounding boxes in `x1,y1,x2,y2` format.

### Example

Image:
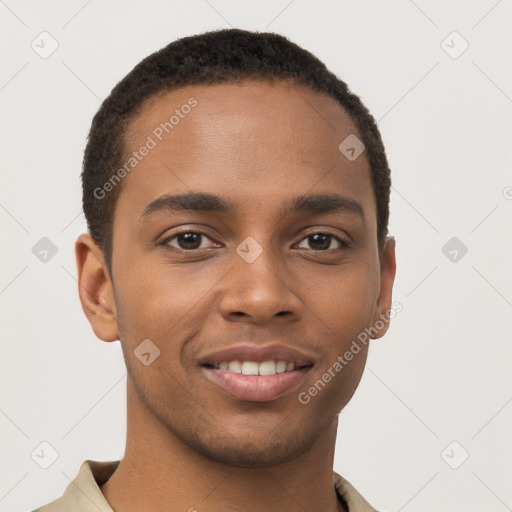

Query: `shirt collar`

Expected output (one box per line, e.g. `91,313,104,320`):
333,471,378,511
35,460,377,512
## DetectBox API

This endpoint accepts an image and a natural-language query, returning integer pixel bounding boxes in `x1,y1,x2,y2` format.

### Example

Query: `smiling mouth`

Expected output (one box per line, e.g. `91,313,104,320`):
200,359,314,402
198,343,316,401
201,360,313,376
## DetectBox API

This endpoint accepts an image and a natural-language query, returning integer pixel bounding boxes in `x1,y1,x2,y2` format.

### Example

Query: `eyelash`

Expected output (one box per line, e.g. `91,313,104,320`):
161,230,350,252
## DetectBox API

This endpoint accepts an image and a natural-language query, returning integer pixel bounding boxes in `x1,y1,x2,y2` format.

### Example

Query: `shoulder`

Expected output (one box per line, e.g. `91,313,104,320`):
30,460,119,512
333,471,380,512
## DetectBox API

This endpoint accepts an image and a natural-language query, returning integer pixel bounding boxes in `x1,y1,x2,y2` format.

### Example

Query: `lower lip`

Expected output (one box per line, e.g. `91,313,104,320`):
201,367,311,402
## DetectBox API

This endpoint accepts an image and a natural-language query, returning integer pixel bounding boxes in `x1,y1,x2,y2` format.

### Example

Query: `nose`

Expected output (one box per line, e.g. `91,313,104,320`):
219,247,303,325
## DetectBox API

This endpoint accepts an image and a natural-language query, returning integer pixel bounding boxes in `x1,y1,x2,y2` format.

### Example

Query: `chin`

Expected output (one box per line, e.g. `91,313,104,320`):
194,439,310,468
179,425,318,468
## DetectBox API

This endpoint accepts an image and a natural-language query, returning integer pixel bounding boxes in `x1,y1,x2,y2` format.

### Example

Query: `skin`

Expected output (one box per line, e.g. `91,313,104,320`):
76,80,396,512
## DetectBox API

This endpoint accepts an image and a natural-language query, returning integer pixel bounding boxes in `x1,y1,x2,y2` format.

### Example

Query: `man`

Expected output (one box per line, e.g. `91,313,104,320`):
34,28,396,512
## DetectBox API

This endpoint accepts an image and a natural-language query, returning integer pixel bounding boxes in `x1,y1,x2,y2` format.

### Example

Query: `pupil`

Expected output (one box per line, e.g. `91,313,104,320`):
179,233,201,249
310,233,330,250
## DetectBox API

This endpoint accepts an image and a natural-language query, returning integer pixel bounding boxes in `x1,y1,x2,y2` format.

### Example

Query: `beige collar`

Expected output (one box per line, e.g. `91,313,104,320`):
33,460,378,512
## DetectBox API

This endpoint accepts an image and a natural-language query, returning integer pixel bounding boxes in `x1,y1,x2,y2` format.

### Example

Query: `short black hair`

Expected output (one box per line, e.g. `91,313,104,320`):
82,28,391,275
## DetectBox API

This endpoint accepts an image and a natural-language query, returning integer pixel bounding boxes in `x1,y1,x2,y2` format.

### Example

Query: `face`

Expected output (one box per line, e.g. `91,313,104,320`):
86,81,395,467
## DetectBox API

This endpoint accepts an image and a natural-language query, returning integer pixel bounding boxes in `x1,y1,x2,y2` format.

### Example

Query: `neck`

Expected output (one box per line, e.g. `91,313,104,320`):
100,377,345,512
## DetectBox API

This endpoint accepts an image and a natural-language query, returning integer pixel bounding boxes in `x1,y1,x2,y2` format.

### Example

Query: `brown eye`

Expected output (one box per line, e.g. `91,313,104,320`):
163,231,218,251
297,233,346,251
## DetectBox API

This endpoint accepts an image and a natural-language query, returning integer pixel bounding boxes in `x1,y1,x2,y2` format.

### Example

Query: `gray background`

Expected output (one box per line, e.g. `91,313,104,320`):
1,1,511,511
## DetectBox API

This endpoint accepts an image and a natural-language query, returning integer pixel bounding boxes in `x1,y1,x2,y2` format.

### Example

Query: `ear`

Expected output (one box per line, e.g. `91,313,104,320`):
75,233,119,342
371,236,397,339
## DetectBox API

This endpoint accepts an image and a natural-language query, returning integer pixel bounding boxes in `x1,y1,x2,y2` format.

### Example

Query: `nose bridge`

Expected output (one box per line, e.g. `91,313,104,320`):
220,235,302,323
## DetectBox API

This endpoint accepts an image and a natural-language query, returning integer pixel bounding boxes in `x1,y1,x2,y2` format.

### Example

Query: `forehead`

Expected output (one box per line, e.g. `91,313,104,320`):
126,80,360,153
118,80,374,219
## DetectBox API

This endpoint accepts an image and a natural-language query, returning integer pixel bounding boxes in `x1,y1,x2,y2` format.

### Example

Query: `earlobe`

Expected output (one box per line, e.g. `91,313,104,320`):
372,236,397,339
75,233,119,342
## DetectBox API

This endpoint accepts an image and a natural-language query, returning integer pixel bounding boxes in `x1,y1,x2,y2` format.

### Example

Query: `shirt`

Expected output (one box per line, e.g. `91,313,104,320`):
32,459,378,512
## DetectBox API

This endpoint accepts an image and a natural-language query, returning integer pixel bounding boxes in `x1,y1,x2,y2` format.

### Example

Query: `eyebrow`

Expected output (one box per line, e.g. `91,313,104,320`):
141,192,365,222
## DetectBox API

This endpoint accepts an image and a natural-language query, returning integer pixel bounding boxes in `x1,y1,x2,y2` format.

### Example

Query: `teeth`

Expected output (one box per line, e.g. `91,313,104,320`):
228,361,242,373
258,360,276,375
241,361,259,375
276,361,287,373
215,360,298,375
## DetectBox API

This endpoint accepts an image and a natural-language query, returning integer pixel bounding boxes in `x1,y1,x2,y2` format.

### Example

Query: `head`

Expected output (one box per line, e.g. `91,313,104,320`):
76,29,396,467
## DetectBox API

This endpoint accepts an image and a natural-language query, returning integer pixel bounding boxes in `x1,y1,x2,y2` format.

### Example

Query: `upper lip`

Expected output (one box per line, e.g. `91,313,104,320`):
197,343,316,367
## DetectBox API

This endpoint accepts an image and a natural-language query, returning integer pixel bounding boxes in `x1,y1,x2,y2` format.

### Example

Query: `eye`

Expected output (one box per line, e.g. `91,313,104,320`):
296,232,348,251
162,231,219,251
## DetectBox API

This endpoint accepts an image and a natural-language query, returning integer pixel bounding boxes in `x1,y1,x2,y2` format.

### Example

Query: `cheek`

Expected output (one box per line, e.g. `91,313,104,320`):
113,261,222,347
308,261,380,335
296,326,369,422
303,261,377,400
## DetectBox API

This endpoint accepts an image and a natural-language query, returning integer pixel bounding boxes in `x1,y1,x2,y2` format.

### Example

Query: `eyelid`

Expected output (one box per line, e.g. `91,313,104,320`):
297,226,352,245
295,231,350,250
161,228,221,250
